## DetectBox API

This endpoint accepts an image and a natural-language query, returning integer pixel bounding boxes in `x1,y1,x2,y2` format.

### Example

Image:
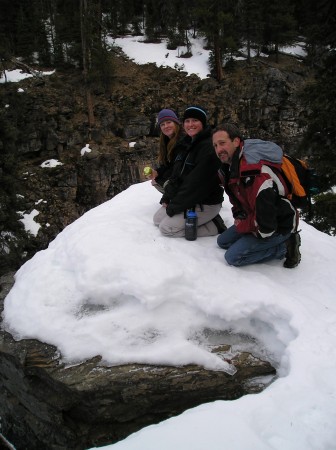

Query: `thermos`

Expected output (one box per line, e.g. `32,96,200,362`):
185,210,198,241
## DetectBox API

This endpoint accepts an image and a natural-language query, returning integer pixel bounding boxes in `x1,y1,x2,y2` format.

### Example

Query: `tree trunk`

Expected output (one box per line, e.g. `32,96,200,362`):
86,89,95,131
214,35,223,82
247,38,251,64
80,0,95,131
275,42,279,63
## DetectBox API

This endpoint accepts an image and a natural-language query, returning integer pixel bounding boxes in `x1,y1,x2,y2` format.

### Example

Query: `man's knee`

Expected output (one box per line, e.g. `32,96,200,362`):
217,233,230,249
224,247,243,266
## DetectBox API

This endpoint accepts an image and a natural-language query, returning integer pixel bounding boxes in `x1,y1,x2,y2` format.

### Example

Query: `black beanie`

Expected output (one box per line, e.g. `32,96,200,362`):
183,106,207,128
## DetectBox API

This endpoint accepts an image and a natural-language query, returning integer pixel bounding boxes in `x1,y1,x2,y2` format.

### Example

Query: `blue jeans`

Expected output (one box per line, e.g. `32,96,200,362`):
217,225,290,267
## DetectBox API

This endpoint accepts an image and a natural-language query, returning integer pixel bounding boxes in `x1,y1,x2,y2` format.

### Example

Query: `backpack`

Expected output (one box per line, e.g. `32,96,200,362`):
281,154,314,209
243,139,318,210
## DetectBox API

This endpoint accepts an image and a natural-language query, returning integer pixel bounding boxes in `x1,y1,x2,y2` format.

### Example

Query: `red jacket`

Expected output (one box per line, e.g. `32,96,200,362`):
220,149,298,237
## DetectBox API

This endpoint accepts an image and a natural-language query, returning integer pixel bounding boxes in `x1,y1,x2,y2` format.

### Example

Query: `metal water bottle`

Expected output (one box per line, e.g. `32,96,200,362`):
185,210,198,241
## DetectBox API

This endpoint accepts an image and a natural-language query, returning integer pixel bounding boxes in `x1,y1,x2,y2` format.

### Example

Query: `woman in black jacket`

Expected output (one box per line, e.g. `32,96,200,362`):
153,106,226,237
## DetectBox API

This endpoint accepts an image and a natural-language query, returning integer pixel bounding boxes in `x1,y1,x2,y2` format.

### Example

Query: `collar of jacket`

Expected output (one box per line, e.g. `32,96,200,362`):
227,147,241,179
184,126,212,146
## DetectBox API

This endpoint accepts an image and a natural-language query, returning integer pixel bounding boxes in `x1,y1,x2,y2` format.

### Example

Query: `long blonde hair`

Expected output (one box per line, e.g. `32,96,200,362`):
157,123,183,165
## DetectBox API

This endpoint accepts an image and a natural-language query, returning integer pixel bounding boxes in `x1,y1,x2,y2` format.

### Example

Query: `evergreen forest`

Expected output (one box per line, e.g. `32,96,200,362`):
0,0,336,235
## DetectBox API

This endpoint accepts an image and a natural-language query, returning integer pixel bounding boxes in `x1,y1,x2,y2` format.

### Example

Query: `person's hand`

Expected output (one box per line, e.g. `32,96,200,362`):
166,205,174,217
147,169,158,180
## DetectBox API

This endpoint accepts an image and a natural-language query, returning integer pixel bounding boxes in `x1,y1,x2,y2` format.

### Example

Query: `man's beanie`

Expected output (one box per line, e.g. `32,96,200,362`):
183,106,207,128
157,109,180,125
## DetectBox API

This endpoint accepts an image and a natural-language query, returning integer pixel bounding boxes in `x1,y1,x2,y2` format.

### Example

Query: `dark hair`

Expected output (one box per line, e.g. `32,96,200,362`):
212,123,243,141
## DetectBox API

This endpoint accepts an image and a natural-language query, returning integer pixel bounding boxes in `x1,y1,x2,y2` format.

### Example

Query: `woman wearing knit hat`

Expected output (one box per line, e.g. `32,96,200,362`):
145,108,185,193
153,105,226,237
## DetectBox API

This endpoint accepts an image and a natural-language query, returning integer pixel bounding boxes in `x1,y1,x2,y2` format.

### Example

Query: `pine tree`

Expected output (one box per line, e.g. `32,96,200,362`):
194,0,239,81
102,0,138,35
238,0,264,62
262,0,297,62
0,0,19,57
143,0,162,42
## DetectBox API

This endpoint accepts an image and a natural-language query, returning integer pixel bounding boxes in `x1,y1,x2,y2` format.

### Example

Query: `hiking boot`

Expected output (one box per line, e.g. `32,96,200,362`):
212,214,227,234
283,231,301,268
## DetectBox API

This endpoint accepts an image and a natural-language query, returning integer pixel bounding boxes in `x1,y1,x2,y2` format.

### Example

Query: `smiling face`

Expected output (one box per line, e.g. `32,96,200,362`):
212,130,240,164
183,118,203,138
160,120,178,139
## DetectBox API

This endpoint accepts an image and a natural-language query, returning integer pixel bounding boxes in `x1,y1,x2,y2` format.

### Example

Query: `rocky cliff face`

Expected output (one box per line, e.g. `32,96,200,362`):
0,52,312,274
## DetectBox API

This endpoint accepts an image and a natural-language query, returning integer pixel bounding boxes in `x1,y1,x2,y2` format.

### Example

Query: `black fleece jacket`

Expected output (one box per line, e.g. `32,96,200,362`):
162,127,223,217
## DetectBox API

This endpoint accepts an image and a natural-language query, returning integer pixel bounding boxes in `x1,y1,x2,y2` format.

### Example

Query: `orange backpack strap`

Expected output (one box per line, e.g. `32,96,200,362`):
281,157,307,198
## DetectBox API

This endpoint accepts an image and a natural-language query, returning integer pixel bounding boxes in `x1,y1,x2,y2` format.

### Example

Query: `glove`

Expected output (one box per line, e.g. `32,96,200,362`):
166,205,175,217
160,196,169,205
